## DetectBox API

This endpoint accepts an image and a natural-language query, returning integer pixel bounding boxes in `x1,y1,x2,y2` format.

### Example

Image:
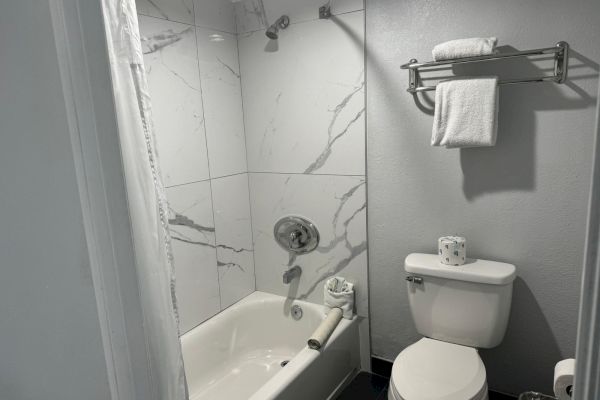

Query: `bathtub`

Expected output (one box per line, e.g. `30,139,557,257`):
181,291,361,400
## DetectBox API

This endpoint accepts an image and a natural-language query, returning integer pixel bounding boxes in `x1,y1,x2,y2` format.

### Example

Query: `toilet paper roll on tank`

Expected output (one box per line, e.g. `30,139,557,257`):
438,236,466,266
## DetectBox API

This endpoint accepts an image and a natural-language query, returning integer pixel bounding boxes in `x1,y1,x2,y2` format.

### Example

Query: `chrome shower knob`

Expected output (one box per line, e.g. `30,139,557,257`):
274,216,319,254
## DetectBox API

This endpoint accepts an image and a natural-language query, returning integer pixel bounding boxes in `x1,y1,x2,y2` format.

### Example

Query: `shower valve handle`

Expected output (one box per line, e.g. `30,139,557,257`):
288,228,306,249
274,216,320,254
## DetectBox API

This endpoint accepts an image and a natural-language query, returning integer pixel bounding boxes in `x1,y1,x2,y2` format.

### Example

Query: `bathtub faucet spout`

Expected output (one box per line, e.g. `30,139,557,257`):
283,265,302,284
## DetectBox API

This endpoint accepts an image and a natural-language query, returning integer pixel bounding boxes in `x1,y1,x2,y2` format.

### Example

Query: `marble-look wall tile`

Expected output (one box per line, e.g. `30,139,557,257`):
166,181,220,333
238,12,365,175
139,0,366,346
234,0,268,34
249,173,368,317
234,0,364,34
140,16,210,186
137,0,194,25
211,174,255,308
196,28,248,178
193,0,236,33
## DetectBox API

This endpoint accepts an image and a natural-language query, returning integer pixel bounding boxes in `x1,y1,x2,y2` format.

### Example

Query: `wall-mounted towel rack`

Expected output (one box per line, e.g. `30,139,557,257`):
400,41,569,93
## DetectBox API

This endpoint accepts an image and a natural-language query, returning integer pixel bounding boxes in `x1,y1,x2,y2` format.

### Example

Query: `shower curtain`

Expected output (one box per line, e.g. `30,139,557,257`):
100,1,187,399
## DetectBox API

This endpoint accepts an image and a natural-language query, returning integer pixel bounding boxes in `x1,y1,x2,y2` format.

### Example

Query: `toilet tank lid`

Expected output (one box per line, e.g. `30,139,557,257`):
405,253,516,285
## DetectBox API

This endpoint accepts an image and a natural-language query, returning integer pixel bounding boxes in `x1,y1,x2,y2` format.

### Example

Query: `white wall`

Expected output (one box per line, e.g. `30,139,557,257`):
366,0,600,394
136,0,256,333
0,2,113,399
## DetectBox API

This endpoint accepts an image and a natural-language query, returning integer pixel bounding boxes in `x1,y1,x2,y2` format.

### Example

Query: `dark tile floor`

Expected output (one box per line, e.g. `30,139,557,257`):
489,392,518,400
336,372,390,400
336,372,518,400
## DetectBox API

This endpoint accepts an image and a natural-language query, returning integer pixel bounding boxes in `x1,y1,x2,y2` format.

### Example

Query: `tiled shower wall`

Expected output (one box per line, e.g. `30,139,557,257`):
235,1,369,325
137,0,368,347
137,0,255,333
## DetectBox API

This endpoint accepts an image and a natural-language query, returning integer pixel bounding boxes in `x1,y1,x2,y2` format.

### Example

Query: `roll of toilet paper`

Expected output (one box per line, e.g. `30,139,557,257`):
438,236,466,266
554,358,575,400
308,308,343,350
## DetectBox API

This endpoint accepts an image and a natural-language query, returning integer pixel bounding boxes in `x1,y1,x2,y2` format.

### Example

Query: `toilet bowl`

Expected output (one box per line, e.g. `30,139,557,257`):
387,338,488,400
388,253,516,400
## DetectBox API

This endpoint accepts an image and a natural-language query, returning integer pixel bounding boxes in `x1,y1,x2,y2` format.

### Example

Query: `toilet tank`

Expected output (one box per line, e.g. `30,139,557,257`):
405,253,516,349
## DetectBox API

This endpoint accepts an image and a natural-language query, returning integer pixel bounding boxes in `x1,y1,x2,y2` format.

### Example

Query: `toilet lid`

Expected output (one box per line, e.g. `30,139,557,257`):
390,338,487,400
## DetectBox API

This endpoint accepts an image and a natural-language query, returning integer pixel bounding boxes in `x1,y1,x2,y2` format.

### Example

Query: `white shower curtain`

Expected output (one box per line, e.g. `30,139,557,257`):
100,1,187,399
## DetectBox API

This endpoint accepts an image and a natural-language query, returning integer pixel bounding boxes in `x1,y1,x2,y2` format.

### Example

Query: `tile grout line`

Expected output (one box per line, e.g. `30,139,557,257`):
190,2,223,313
234,16,260,294
164,171,365,190
137,12,237,35
164,171,248,189
249,171,366,177
236,8,365,36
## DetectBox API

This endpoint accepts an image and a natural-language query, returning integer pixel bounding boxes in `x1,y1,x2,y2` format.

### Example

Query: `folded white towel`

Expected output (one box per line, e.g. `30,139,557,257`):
431,77,499,148
432,37,497,61
324,277,354,319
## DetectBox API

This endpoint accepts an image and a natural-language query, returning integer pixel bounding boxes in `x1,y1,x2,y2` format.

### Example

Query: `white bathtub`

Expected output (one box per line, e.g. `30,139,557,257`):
181,291,361,400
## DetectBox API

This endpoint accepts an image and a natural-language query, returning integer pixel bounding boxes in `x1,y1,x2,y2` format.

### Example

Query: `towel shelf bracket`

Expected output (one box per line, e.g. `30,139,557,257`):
400,41,569,93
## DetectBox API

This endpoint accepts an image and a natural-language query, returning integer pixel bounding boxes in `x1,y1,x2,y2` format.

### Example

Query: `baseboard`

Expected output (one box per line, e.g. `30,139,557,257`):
371,356,393,378
488,390,518,399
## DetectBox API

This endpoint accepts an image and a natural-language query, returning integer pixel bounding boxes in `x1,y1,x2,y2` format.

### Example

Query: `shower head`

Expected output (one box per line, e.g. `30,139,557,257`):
266,15,290,39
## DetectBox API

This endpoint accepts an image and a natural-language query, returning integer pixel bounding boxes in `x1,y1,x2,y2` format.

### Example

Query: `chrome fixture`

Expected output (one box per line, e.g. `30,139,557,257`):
406,275,423,284
274,216,320,254
265,15,290,39
400,41,569,93
291,304,303,320
283,266,302,284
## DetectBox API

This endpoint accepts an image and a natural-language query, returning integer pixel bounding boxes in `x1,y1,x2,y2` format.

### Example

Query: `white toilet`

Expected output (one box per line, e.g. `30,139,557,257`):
388,253,516,400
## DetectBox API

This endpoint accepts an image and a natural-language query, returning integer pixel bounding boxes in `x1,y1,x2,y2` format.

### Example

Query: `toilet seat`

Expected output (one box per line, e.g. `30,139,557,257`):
388,338,488,400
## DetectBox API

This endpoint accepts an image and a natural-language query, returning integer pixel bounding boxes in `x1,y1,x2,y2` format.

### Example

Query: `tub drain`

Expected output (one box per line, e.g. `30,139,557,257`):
280,360,289,367
291,305,303,320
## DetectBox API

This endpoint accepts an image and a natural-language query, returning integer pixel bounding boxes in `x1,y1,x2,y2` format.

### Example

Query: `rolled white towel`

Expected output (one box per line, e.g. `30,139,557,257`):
432,37,498,61
324,276,354,319
307,308,343,350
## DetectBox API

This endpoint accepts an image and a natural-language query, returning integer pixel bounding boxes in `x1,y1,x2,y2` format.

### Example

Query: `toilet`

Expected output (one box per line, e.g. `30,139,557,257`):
388,253,516,400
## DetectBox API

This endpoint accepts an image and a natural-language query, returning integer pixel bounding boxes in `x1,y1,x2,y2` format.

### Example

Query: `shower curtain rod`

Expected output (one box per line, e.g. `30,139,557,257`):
400,41,569,93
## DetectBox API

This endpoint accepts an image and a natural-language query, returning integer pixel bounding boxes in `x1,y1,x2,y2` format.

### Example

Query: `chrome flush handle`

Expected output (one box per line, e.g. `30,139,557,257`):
406,275,423,284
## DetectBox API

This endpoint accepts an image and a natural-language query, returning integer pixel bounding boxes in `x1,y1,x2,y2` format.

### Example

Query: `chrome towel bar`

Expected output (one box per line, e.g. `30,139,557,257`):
400,41,569,93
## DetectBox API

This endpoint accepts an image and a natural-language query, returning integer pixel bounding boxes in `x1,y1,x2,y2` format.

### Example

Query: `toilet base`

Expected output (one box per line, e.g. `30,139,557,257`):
387,379,489,400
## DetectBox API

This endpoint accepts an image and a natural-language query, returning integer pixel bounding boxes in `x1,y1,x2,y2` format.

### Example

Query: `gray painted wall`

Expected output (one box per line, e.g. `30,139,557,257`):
0,2,112,399
366,0,599,395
